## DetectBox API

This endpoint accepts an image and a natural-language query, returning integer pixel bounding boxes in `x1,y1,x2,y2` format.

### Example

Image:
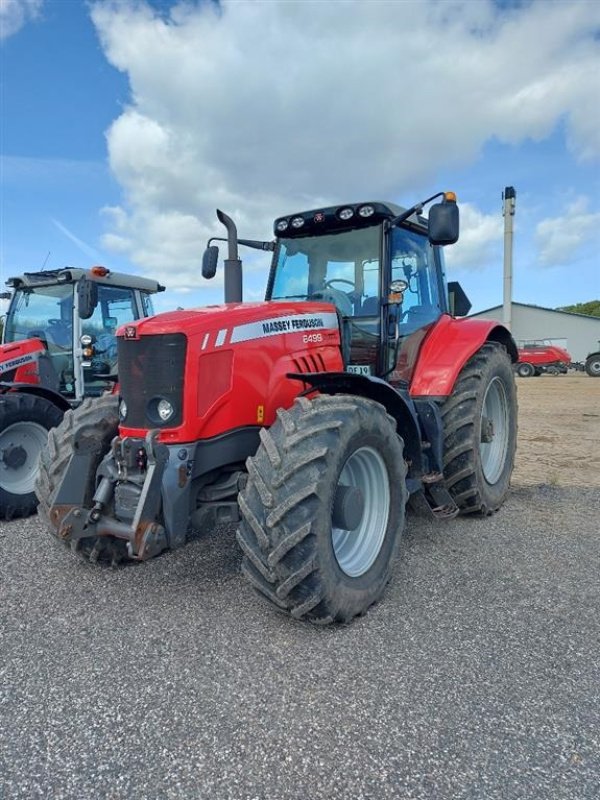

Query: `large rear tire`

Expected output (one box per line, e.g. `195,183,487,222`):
0,393,64,521
585,354,600,377
237,394,407,624
35,395,125,564
441,342,517,516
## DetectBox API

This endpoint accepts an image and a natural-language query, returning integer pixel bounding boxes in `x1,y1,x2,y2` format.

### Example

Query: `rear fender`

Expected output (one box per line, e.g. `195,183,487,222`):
289,371,423,475
410,315,517,398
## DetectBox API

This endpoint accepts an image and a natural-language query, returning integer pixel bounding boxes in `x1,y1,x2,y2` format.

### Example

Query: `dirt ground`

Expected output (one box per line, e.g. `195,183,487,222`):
513,373,600,488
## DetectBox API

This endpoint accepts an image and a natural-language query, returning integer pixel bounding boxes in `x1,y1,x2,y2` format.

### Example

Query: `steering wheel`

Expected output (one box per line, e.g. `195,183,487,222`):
325,278,355,291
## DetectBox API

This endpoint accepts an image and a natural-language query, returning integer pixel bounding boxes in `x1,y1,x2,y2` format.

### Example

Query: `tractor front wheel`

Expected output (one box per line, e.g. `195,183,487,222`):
0,393,65,520
237,394,407,624
441,342,517,516
35,395,126,564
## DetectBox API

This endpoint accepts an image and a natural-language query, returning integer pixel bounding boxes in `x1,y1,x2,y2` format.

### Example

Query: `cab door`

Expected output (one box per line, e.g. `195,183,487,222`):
385,226,444,385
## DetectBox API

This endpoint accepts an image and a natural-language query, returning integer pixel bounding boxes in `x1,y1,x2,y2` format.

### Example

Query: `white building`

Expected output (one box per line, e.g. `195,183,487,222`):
469,302,600,362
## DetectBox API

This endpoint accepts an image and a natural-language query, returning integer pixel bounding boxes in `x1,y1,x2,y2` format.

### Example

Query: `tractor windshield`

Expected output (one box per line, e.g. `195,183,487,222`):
4,283,76,393
270,225,382,318
4,284,74,351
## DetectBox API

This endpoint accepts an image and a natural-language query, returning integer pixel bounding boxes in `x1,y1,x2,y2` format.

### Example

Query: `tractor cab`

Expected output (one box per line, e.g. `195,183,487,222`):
2,267,164,401
266,194,465,382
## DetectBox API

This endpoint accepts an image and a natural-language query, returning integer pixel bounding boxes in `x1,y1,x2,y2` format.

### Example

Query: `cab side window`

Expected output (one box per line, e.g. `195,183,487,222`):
391,228,441,334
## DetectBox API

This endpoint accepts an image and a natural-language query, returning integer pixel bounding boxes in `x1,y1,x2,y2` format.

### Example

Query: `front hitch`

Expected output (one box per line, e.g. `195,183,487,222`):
49,430,169,560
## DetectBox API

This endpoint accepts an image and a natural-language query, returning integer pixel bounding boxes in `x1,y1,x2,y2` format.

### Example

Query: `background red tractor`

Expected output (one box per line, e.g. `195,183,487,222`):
515,340,571,377
36,192,518,623
0,266,164,519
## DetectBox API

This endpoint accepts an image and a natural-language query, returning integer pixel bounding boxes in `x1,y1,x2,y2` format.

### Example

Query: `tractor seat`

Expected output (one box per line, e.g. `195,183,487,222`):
357,296,380,317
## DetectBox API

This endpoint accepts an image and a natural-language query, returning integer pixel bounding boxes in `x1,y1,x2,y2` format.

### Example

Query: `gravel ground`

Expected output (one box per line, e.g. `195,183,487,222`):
1,485,599,799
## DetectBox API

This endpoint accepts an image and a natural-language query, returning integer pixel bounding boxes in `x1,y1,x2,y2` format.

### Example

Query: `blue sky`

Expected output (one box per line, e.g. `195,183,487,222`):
1,0,599,317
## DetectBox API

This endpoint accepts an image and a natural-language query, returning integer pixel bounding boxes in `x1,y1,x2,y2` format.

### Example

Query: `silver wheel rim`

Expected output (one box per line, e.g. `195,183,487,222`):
590,360,600,375
0,421,48,494
480,377,510,485
332,446,390,577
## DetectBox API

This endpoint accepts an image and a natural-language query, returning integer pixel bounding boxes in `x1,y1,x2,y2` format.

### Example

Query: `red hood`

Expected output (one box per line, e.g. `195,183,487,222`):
117,301,338,338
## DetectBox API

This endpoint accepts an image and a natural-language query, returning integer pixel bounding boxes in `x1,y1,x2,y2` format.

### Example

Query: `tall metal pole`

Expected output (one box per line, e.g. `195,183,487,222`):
502,186,516,330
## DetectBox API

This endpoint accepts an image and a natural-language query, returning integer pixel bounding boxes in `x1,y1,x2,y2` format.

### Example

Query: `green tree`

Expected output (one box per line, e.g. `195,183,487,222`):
557,300,600,318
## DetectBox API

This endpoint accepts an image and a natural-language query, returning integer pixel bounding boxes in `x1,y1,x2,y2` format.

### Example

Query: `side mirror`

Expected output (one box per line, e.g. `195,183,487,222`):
77,276,98,320
202,245,219,279
448,281,472,317
428,200,459,246
0,291,11,301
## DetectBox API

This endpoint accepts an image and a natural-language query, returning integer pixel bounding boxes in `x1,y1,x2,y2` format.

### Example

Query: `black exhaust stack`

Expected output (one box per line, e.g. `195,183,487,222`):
217,209,242,303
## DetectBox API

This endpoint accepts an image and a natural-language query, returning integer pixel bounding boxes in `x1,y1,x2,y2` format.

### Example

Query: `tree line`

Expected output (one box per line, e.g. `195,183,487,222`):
557,300,600,318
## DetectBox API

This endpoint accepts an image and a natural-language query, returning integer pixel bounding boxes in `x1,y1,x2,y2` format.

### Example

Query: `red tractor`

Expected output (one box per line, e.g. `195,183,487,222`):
0,266,164,519
36,192,518,624
515,340,571,377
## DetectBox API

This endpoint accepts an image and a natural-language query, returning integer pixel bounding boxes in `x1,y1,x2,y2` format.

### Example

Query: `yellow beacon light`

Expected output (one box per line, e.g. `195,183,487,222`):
444,191,457,203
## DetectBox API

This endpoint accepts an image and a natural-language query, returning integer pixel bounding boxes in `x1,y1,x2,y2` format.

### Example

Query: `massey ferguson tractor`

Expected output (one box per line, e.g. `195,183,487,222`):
35,192,518,624
0,266,164,520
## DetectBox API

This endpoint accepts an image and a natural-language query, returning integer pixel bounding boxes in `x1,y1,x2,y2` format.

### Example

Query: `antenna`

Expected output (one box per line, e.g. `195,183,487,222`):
42,251,51,271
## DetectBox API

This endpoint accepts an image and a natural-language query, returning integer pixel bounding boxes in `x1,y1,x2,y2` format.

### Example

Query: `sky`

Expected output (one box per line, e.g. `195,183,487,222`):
1,0,599,318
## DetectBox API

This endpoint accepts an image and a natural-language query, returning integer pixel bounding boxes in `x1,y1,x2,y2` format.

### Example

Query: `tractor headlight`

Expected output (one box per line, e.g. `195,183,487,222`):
119,399,128,421
276,219,289,232
337,207,354,221
147,396,177,425
80,334,93,346
358,205,375,218
157,398,174,422
291,216,305,229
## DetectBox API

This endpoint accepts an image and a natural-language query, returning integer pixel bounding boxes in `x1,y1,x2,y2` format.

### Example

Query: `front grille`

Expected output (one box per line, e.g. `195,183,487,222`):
118,333,187,428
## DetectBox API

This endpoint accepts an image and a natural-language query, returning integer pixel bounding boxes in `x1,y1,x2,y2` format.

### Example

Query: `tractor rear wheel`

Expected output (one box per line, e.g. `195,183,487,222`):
35,395,126,564
0,393,65,520
516,362,534,377
237,394,407,624
585,354,600,377
441,342,517,516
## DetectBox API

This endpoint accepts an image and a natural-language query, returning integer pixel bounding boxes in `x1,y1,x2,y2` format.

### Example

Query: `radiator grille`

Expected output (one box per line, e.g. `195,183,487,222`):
118,333,187,428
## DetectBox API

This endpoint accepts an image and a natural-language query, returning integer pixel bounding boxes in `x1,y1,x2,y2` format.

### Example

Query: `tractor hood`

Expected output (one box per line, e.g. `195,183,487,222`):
118,300,340,340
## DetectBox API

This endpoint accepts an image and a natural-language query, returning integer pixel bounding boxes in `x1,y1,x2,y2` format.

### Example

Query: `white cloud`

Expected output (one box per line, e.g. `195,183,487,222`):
0,0,42,40
535,197,600,268
444,203,503,271
90,0,600,288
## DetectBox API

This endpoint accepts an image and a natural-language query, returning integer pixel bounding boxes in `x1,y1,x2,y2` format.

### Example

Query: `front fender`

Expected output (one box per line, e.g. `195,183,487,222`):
288,371,423,474
410,315,517,398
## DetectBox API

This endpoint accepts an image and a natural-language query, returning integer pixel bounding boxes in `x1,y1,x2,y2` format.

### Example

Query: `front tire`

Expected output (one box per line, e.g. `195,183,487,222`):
237,395,407,624
35,395,125,564
0,393,64,520
441,343,517,516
